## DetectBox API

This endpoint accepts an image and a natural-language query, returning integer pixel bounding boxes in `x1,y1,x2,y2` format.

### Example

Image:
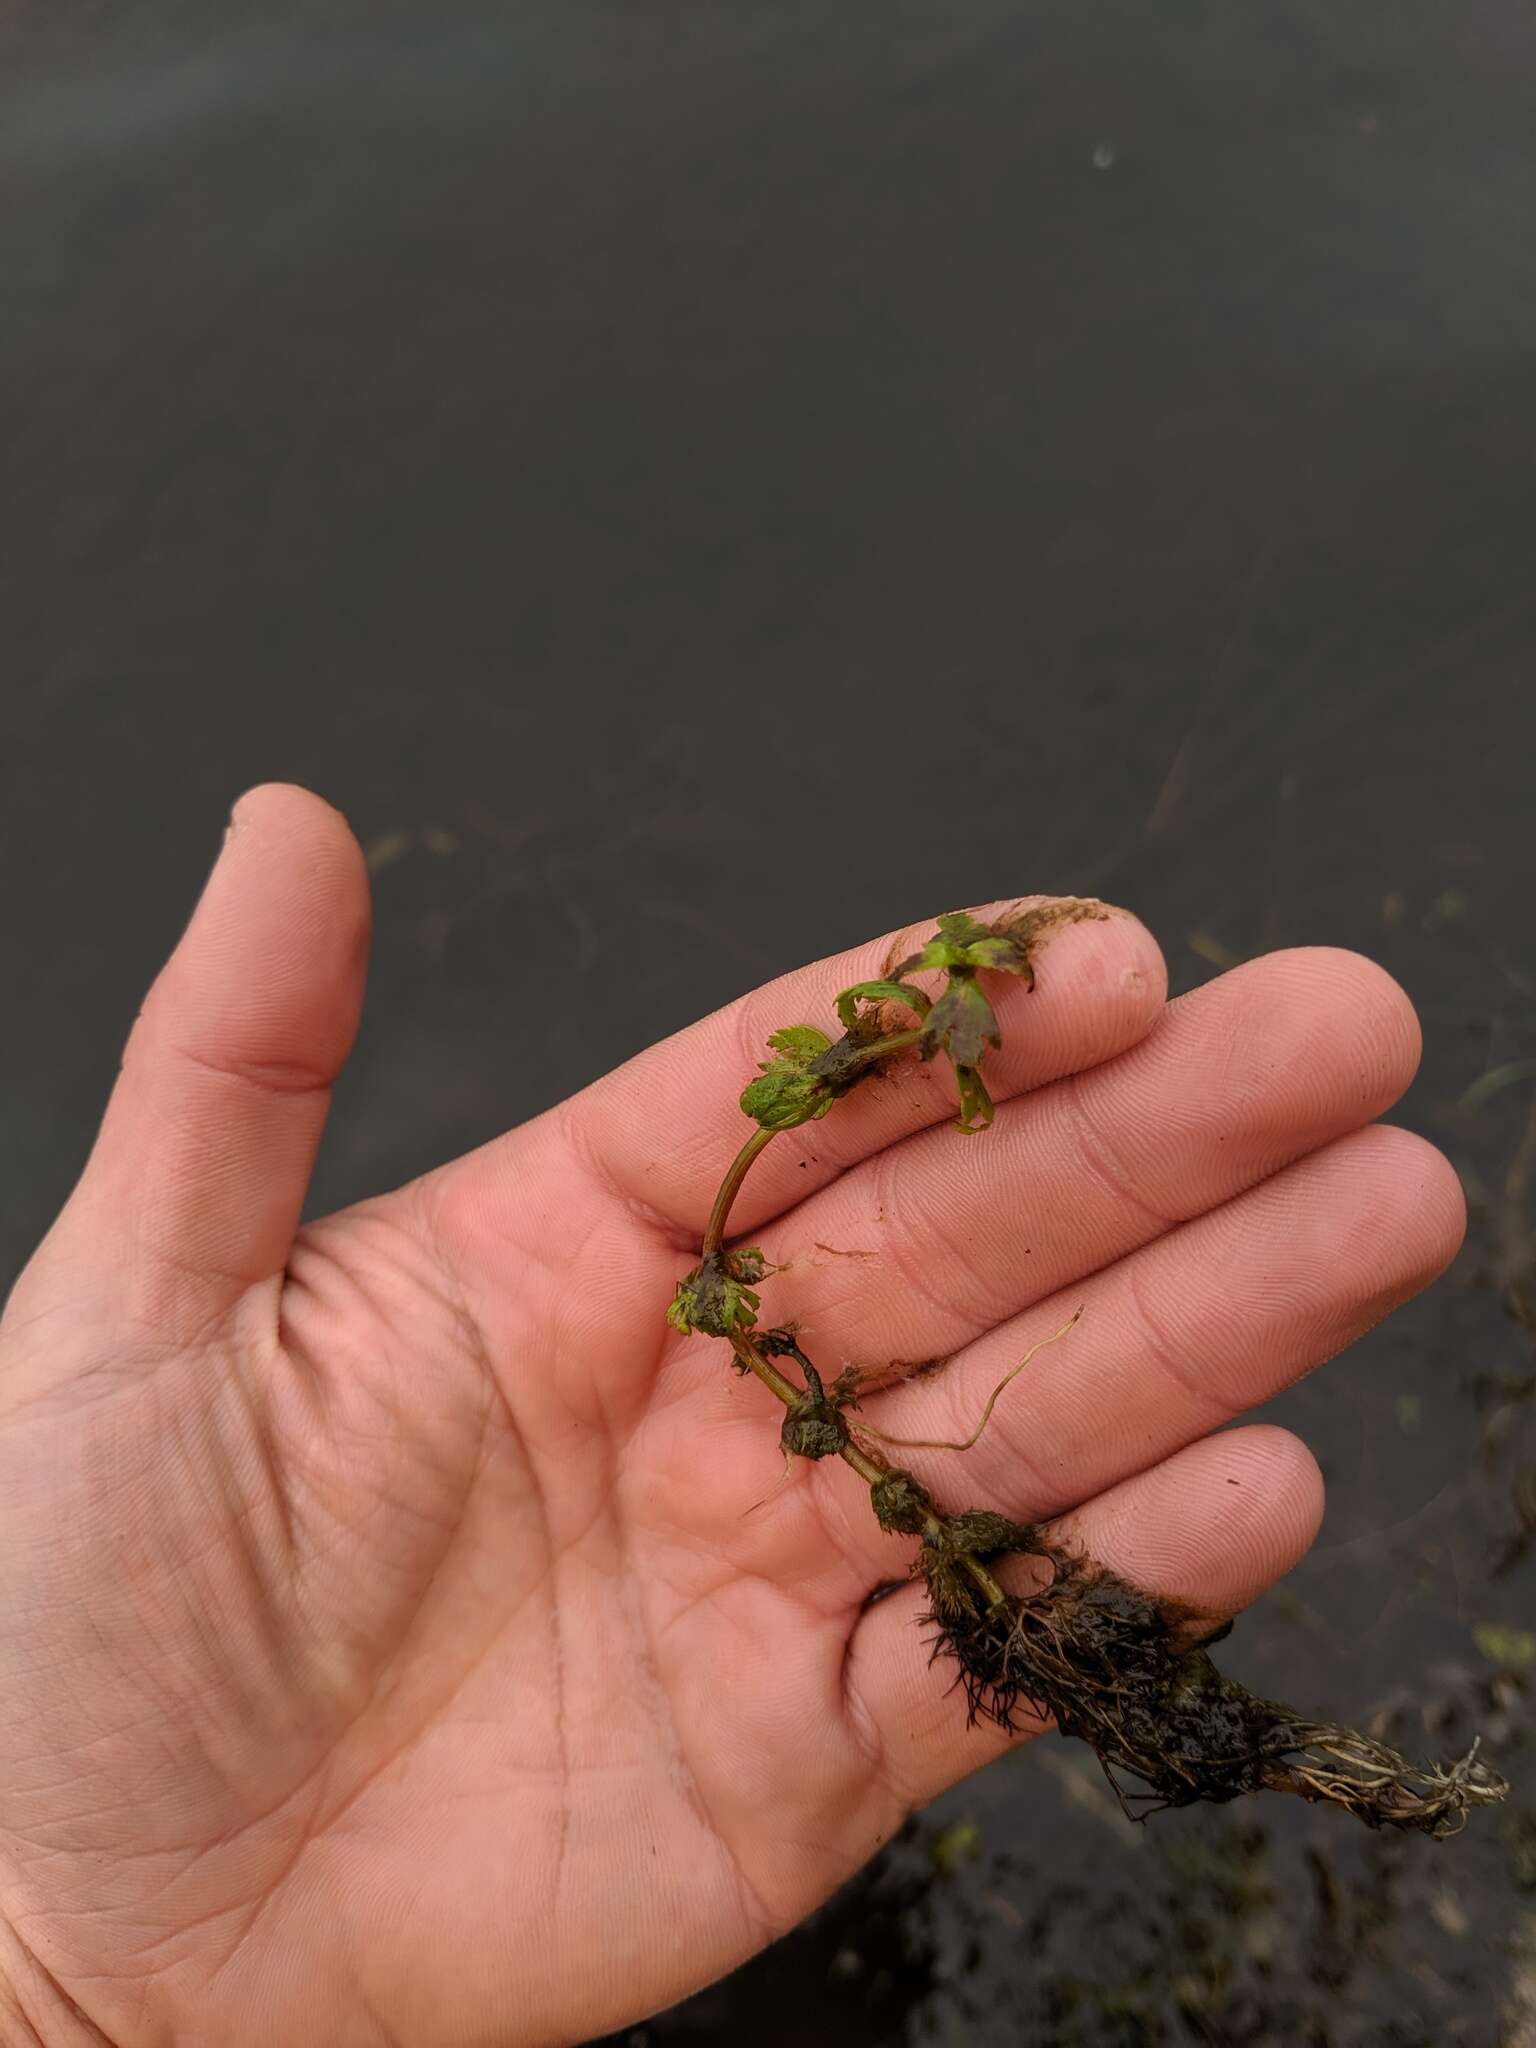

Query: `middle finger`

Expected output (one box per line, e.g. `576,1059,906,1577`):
836,1119,1463,1529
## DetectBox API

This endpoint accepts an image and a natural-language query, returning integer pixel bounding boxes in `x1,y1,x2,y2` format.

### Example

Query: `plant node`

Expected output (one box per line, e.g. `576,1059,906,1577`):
869,1468,934,1535
779,1363,851,1462
666,1247,769,1339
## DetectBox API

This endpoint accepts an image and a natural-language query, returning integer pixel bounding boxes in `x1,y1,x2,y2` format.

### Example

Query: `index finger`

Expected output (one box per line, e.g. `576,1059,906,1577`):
569,897,1167,1242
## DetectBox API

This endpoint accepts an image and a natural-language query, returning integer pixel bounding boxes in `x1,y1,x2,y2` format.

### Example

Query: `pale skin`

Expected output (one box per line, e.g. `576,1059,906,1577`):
0,786,1465,2047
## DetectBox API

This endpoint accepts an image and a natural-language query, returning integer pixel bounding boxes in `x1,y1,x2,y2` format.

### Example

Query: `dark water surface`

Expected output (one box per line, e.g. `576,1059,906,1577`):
4,5,1535,2041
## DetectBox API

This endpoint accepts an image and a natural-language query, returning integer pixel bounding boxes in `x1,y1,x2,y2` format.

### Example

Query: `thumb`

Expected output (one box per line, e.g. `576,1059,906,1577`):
19,784,371,1348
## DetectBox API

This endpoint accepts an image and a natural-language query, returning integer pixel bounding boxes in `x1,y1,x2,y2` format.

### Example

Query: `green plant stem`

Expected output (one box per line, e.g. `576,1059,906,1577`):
727,1328,1009,1612
705,1019,1008,1608
725,1329,803,1406
700,1026,924,1257
701,1130,777,1257
845,1025,924,1069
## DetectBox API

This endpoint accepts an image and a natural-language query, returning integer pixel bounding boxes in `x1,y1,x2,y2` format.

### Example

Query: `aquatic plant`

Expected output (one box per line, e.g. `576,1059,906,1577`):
668,904,1506,1838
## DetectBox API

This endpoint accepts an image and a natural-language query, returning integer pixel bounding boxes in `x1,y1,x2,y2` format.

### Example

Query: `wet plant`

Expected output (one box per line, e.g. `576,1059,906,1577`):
667,903,1509,1839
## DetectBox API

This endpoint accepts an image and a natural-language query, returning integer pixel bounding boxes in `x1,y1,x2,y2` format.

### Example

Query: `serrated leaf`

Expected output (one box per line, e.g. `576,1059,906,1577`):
962,932,1030,972
936,911,993,947
894,911,1034,980
920,972,1001,1069
834,978,933,1032
765,1024,833,1064
895,933,970,976
739,1025,838,1130
952,1063,995,1133
740,1066,834,1132
893,904,1112,988
665,1247,767,1336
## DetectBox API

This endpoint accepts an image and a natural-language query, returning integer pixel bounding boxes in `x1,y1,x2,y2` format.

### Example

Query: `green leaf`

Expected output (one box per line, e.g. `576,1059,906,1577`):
834,979,933,1033
951,1063,995,1133
895,931,974,976
907,966,1003,1132
921,972,1001,1069
740,1068,834,1131
739,1024,836,1131
936,910,994,947
891,905,1117,988
765,1024,833,1062
893,910,1035,981
961,931,1031,972
665,1247,768,1337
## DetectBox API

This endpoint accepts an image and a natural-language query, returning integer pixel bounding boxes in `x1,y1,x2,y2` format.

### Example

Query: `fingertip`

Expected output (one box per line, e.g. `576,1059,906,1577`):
1209,945,1423,1112
941,897,1169,1095
1054,1424,1325,1620
54,784,377,1331
216,786,372,995
1209,1421,1327,1562
1035,900,1168,1058
1297,944,1423,1087
1337,1121,1468,1282
228,781,367,872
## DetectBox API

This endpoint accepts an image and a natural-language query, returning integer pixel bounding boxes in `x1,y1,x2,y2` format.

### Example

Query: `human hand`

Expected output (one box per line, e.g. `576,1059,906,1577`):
0,786,1461,2046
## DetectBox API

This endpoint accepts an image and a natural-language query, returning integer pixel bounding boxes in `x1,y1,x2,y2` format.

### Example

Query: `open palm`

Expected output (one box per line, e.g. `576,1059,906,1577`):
0,787,1462,2048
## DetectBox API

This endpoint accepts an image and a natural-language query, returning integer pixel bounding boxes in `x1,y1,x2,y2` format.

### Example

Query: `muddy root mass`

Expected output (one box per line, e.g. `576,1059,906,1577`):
923,1522,1506,1840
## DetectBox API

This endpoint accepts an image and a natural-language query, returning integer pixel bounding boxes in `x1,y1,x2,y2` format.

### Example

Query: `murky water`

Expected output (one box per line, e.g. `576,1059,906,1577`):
4,5,1534,2041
